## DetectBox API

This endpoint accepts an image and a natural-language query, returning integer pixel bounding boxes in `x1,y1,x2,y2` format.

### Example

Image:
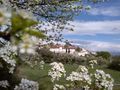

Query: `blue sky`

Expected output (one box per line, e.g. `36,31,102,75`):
63,0,120,53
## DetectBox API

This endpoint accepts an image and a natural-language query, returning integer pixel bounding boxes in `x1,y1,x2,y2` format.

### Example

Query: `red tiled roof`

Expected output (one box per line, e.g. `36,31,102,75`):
50,44,76,49
50,44,63,48
67,46,76,49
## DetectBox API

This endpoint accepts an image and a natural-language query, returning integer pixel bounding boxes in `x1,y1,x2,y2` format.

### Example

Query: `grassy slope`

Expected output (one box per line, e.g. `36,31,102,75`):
18,64,120,90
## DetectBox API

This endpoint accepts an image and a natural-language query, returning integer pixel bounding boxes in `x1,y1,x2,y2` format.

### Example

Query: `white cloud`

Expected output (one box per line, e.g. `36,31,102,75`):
64,20,120,35
88,6,120,16
69,39,120,52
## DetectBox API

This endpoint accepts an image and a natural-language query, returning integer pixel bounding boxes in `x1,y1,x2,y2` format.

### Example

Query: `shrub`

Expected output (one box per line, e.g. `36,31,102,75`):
36,48,54,63
108,56,120,71
96,51,111,60
97,57,109,67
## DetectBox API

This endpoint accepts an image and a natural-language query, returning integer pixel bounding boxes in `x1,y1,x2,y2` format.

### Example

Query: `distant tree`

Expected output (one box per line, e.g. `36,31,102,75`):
75,46,82,52
36,47,54,63
64,40,71,53
108,56,120,71
96,51,111,60
49,42,54,46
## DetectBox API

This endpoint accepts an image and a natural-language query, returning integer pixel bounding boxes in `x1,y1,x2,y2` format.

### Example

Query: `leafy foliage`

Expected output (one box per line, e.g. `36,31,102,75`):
0,12,46,42
108,56,120,71
75,46,82,52
11,13,38,34
23,29,46,38
96,51,111,60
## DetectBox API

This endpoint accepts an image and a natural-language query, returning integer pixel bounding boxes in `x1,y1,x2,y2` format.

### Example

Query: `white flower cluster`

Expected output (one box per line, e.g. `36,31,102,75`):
0,38,7,45
39,61,45,69
94,70,114,90
83,85,90,90
14,78,39,90
77,65,88,73
0,80,9,88
48,62,66,82
0,41,16,74
66,65,91,86
19,35,38,54
53,84,65,90
89,60,97,68
66,71,91,85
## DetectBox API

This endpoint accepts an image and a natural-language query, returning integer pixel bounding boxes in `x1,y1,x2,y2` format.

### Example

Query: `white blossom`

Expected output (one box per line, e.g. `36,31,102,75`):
53,84,65,90
89,60,97,68
39,61,45,69
9,67,15,74
0,40,16,74
48,62,66,82
19,35,39,54
94,70,114,90
66,71,91,85
19,43,35,54
14,78,39,90
83,85,90,90
0,38,7,45
0,80,9,88
77,65,88,73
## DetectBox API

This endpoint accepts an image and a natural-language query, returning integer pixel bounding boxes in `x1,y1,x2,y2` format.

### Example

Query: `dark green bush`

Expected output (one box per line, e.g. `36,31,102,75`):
97,57,109,67
36,48,54,63
96,51,111,60
108,57,120,71
0,58,19,90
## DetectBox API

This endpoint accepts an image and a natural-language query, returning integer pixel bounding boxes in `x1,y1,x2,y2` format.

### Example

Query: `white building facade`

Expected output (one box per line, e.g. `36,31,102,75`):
78,48,89,56
49,44,89,56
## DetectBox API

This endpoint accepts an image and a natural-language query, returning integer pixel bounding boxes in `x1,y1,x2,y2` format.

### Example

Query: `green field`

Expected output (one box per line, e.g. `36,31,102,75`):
18,64,120,90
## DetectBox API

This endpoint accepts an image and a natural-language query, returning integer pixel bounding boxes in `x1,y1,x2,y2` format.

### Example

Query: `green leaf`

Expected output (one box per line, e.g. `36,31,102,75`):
0,12,3,17
11,12,38,34
0,0,3,4
34,0,42,3
0,12,3,25
23,29,46,38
